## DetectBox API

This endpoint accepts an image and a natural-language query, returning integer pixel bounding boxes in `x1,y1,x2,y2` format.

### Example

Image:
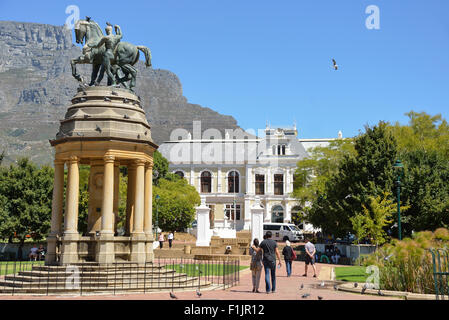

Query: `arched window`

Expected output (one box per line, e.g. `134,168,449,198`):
272,145,276,155
271,205,284,223
200,171,212,193
228,170,239,193
174,171,184,179
281,145,286,155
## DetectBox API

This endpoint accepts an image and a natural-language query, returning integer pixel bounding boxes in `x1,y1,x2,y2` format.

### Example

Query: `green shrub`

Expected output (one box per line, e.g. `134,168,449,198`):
361,228,449,294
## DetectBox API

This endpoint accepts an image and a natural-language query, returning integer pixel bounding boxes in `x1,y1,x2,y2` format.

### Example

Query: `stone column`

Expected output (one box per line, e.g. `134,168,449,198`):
266,167,272,194
46,159,65,265
97,155,115,264
196,196,212,247
125,163,136,235
60,156,80,265
217,167,222,193
113,162,120,234
251,197,264,244
130,159,146,264
144,162,154,262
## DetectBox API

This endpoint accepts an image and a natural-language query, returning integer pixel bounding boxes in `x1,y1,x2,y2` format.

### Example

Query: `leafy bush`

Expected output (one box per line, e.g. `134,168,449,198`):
361,228,449,294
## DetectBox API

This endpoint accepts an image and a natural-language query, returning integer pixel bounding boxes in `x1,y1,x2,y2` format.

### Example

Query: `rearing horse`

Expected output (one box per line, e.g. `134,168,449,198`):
71,19,152,91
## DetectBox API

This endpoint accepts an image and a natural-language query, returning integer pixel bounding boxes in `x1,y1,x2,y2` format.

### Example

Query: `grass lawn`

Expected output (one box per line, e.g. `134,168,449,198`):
0,261,44,276
335,266,369,283
163,263,248,277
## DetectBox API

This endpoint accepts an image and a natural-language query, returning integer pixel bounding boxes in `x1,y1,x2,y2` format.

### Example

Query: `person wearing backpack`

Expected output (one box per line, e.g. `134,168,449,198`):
282,240,296,277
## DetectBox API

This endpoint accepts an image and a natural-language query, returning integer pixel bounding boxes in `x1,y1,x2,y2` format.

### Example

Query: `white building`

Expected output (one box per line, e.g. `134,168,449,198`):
158,123,340,233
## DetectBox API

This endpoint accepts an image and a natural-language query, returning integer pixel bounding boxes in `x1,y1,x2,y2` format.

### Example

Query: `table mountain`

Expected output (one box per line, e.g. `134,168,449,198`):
0,21,242,165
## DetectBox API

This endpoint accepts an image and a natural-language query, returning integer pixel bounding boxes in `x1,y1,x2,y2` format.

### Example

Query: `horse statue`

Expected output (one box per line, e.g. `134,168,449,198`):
71,18,152,92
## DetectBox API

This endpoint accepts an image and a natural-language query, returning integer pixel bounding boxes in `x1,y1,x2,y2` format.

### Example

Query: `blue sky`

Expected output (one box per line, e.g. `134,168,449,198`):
2,0,448,139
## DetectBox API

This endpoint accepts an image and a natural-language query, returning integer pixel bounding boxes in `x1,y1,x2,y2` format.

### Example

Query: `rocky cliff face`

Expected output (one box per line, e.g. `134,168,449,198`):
0,21,241,165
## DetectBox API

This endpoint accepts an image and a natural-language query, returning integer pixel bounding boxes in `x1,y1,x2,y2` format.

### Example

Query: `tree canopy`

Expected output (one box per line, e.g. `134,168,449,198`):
0,158,53,243
295,111,449,239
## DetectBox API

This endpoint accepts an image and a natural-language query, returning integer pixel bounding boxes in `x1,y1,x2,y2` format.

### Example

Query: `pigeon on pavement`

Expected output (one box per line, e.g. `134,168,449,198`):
170,292,178,299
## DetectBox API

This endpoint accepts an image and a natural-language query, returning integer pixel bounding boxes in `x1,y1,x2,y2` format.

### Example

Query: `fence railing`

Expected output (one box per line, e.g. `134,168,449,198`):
430,248,449,300
0,257,241,296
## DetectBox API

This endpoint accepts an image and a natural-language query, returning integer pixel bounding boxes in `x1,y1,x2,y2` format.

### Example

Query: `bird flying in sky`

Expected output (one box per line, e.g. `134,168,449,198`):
332,59,338,70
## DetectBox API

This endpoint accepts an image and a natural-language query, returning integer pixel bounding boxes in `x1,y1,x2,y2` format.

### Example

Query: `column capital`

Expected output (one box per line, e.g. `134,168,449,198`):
54,159,65,166
134,159,146,166
68,156,79,164
104,154,115,163
145,162,153,169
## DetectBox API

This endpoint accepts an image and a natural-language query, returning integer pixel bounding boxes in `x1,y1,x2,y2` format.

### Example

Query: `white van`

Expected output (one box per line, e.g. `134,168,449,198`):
263,223,304,242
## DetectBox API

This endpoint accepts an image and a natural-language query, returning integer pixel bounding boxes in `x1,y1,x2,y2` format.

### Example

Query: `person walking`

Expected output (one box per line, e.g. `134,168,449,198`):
249,238,263,293
259,231,282,294
282,240,295,277
168,232,174,248
303,240,317,277
158,233,165,249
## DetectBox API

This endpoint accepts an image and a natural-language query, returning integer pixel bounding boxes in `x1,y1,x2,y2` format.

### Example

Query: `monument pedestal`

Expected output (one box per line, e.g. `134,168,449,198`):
60,233,80,265
96,233,115,264
130,233,147,264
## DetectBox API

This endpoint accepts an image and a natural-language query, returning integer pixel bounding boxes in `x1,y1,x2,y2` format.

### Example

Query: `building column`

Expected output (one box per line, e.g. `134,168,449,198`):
144,162,154,262
217,167,222,193
97,155,115,264
113,162,120,234
196,196,212,246
125,163,136,235
251,197,265,244
101,155,115,234
60,156,80,265
130,159,146,264
46,159,65,265
266,168,272,195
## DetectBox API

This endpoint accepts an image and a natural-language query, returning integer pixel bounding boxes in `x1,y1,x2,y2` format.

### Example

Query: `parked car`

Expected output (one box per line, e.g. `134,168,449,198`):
263,223,304,242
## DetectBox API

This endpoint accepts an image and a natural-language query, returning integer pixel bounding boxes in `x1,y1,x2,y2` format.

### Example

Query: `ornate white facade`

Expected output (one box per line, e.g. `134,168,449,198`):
158,124,339,232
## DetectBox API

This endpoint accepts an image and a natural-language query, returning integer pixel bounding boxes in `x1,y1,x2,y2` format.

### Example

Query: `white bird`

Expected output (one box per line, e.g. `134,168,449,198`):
320,281,325,287
332,59,339,70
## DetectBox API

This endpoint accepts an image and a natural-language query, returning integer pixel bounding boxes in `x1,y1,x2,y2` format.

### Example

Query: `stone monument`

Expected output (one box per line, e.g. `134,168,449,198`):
46,18,157,265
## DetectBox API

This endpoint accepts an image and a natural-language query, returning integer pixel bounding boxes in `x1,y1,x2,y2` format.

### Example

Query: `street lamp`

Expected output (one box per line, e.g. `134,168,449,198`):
393,159,404,240
153,169,160,240
155,194,160,240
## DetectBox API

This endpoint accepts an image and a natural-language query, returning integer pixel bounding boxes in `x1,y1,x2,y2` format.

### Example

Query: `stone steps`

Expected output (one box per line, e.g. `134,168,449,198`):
0,263,215,294
0,279,211,294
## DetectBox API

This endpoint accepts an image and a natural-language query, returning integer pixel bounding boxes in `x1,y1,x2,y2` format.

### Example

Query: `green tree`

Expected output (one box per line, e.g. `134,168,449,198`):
308,122,397,237
388,111,449,234
0,158,53,257
153,178,200,232
400,149,449,232
292,138,355,220
153,150,169,185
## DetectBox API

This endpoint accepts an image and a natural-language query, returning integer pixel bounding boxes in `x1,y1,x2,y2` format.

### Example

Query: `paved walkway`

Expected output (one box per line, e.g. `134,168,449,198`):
0,262,398,300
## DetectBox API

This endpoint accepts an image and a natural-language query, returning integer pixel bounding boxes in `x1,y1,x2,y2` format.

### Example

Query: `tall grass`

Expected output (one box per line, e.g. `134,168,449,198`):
360,228,449,294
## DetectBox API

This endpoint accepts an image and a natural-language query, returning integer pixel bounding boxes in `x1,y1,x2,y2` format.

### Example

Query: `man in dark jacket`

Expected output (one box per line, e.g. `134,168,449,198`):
260,231,282,294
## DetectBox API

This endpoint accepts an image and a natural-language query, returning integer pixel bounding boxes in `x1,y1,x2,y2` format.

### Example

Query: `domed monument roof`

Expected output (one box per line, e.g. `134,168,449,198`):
50,86,156,148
